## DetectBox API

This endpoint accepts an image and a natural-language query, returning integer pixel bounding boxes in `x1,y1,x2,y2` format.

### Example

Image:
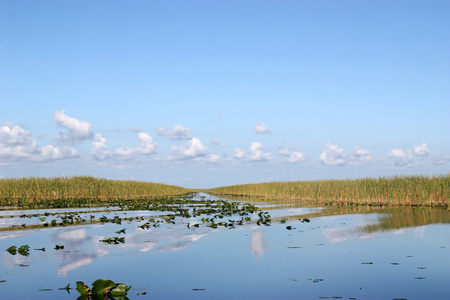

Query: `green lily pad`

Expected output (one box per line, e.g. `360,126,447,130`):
76,281,91,296
110,283,132,296
18,245,30,256
6,246,17,255
91,279,116,296
18,245,30,251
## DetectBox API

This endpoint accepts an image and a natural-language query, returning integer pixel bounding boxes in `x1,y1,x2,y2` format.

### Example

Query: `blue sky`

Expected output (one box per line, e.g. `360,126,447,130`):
1,0,449,188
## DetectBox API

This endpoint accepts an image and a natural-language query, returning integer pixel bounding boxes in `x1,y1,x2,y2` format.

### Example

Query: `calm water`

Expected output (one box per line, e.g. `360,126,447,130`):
0,193,449,300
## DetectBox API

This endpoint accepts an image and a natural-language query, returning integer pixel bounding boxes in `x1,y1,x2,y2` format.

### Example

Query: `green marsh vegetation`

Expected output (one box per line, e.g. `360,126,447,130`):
1,191,262,232
0,176,191,206
208,174,450,208
1,174,449,209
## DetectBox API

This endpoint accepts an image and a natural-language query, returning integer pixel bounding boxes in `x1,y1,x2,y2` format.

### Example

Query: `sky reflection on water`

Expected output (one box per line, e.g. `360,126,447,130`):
0,195,449,300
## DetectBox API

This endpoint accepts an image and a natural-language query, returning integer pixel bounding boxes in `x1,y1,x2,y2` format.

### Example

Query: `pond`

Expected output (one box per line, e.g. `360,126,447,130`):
0,193,449,300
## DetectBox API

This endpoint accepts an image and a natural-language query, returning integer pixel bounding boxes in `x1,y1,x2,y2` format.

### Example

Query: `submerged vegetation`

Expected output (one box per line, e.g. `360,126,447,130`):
0,176,191,206
208,174,450,207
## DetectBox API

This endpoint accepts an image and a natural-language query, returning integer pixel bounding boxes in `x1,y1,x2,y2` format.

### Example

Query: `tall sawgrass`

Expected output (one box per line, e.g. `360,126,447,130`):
208,174,450,207
0,176,191,206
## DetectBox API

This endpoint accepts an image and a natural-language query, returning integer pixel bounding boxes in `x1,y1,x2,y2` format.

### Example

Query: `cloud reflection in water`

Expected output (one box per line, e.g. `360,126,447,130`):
250,230,267,260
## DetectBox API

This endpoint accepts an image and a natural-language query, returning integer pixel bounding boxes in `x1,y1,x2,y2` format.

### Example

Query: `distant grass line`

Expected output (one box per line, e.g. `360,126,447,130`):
207,175,450,208
0,176,192,206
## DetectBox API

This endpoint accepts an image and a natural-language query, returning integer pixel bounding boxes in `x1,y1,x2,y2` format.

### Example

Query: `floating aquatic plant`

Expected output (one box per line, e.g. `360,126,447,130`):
6,245,29,256
101,237,125,244
76,279,131,297
58,283,72,294
6,246,17,255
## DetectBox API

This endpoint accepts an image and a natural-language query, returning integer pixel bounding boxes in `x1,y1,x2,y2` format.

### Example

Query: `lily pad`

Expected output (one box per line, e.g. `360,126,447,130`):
6,246,17,255
110,283,132,296
18,245,30,256
76,281,91,296
91,279,116,296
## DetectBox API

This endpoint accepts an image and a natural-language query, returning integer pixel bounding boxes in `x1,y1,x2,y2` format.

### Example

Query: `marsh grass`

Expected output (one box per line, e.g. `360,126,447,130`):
0,176,191,206
208,174,450,207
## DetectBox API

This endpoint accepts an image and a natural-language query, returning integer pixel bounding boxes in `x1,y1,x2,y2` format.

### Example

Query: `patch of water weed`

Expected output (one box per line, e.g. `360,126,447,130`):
101,237,125,245
1,194,267,232
76,279,131,298
6,245,29,256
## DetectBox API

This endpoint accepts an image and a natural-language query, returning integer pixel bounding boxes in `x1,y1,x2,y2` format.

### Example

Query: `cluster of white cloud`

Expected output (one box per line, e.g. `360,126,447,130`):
432,151,449,165
254,121,271,134
1,113,445,171
157,125,193,140
233,142,273,162
277,147,307,164
389,143,430,167
169,138,207,160
91,134,109,161
317,142,434,168
0,122,79,161
319,143,348,166
54,110,93,144
115,133,158,158
319,143,375,166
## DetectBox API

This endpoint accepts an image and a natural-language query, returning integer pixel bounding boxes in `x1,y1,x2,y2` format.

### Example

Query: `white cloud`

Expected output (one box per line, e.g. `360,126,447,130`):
233,142,272,162
351,147,373,165
168,138,208,160
413,143,430,156
54,110,93,144
0,122,79,161
432,151,449,164
137,132,158,154
205,154,220,164
38,145,79,161
157,125,193,140
0,123,40,158
319,143,347,166
254,121,271,134
115,132,158,157
91,134,109,161
389,143,430,167
389,148,408,159
287,151,307,163
277,148,290,157
277,145,307,164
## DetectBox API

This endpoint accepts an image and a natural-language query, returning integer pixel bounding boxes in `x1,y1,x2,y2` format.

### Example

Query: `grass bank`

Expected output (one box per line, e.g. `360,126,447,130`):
0,176,191,206
207,175,450,207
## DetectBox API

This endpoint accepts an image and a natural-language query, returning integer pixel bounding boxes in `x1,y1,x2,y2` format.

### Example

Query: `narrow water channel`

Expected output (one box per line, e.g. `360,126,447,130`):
1,193,449,299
